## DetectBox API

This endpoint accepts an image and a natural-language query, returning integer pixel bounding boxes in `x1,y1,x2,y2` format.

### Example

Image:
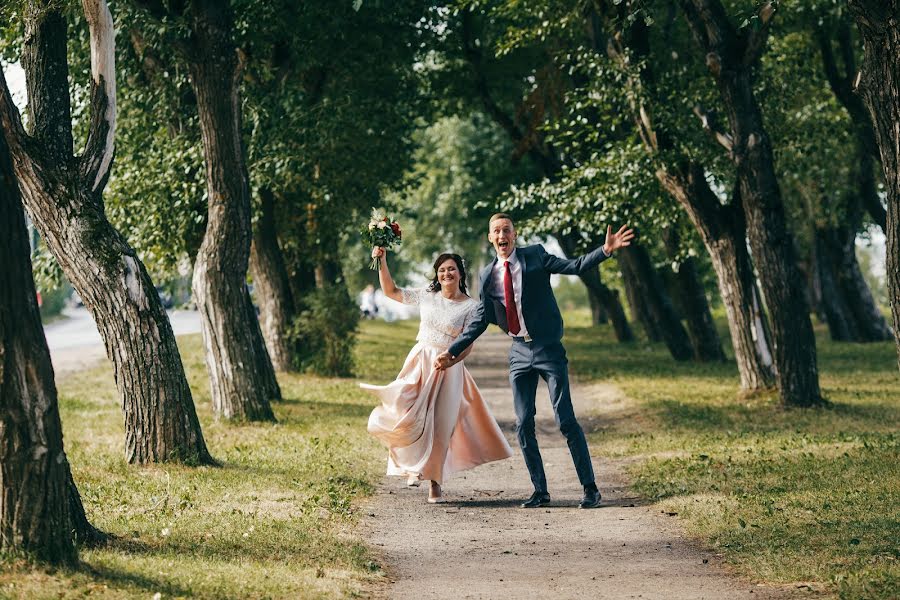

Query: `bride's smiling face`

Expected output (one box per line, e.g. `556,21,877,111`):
437,259,461,292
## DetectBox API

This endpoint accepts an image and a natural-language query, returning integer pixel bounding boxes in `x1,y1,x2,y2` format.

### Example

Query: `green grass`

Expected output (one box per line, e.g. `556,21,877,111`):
564,309,900,599
0,319,419,599
4,310,896,598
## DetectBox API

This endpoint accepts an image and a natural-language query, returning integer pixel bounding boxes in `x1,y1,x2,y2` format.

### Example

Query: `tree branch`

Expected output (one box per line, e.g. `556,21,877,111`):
460,10,560,175
129,0,171,20
693,105,733,152
79,0,117,192
742,2,775,66
0,69,29,157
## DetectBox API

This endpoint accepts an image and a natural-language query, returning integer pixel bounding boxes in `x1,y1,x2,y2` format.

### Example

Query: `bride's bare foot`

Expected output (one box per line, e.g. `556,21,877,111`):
427,481,445,503
406,473,420,487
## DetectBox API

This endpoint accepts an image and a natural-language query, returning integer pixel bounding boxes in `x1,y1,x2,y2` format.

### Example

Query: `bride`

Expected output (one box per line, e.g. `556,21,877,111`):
361,247,512,503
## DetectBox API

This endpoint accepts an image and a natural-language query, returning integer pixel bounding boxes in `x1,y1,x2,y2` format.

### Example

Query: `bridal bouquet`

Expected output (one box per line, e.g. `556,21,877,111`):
361,208,402,270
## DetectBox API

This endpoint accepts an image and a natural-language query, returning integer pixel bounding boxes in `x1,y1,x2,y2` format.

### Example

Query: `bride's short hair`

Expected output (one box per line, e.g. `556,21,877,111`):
426,253,468,296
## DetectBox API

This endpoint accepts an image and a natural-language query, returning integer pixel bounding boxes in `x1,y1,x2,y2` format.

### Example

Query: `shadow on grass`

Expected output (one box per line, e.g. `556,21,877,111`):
646,396,897,436
78,559,195,597
89,525,363,569
275,397,373,422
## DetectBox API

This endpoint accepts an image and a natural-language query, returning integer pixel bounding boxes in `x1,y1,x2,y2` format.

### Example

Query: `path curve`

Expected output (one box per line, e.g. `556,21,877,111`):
361,331,799,600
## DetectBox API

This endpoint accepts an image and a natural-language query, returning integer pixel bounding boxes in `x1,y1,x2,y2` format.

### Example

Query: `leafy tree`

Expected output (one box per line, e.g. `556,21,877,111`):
388,113,537,273
0,0,213,462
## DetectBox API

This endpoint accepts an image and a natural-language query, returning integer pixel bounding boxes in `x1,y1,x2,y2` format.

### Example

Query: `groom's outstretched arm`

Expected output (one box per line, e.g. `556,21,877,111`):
543,224,635,275
435,301,489,369
540,243,611,276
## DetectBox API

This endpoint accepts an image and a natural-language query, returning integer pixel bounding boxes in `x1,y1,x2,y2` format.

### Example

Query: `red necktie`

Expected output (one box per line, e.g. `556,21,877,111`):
504,260,521,335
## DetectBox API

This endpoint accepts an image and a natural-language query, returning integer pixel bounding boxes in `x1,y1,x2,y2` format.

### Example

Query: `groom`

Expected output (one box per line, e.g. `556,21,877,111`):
435,214,634,509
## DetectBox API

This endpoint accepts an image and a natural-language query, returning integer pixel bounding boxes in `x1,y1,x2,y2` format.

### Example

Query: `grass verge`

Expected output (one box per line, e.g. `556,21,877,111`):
0,318,418,599
564,309,899,599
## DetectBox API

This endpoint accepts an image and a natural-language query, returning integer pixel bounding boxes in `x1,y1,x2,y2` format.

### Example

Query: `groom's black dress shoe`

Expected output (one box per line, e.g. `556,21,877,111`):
521,491,551,508
579,485,602,509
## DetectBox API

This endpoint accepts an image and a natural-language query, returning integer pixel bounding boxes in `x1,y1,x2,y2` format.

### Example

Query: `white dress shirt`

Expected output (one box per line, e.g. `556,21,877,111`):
491,249,530,338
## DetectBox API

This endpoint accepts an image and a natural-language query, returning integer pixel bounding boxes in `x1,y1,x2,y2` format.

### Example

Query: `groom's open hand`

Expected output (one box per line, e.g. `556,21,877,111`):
602,224,635,255
433,351,452,370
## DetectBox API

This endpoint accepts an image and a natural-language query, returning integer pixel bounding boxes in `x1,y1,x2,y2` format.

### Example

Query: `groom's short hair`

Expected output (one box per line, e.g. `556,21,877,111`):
489,212,513,225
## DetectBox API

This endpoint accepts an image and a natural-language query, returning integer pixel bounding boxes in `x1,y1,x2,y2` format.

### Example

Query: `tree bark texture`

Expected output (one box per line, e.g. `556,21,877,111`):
662,228,726,361
657,165,776,389
186,0,280,420
619,244,694,361
817,20,887,231
0,0,213,464
847,1,900,369
680,0,823,406
608,4,773,388
249,188,297,372
0,135,77,565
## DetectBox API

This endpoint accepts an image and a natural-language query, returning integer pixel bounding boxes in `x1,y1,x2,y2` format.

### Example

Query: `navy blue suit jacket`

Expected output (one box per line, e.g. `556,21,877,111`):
447,243,610,358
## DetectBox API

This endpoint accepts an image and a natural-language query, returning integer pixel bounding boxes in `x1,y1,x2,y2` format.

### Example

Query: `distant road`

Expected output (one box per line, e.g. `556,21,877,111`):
44,307,202,377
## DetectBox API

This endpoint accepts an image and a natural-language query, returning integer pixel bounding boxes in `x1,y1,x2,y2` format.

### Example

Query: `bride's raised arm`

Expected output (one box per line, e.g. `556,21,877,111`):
372,247,403,303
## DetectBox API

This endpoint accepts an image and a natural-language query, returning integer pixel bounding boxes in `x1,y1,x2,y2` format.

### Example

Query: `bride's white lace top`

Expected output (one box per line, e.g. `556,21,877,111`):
400,288,478,348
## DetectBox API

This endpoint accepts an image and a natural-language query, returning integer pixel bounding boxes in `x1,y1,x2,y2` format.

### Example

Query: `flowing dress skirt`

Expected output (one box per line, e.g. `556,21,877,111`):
362,342,513,485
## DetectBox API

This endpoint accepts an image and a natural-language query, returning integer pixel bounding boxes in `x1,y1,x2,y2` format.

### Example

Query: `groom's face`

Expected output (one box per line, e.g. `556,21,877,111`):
488,218,516,260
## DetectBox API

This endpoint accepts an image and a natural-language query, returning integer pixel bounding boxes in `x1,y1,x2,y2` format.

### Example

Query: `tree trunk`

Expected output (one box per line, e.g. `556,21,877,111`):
816,19,887,231
606,3,773,388
680,0,823,406
814,228,856,341
0,0,213,464
847,1,900,368
557,232,635,340
250,188,296,372
620,258,662,342
585,285,609,325
619,243,694,360
0,133,83,565
187,0,279,420
816,224,893,342
657,165,776,389
662,228,726,361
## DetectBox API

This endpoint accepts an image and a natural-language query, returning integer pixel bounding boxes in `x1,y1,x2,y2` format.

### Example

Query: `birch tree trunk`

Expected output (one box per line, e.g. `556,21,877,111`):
0,0,213,464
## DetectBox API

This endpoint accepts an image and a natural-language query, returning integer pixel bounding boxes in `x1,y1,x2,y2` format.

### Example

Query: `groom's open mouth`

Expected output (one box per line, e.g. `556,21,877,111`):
498,240,509,250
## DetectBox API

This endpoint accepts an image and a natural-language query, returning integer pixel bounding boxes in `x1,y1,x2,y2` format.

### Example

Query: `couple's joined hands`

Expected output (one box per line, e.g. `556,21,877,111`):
433,351,452,371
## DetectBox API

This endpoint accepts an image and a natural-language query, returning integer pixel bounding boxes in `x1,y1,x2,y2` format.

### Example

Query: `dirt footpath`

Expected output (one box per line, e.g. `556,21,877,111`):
360,332,801,600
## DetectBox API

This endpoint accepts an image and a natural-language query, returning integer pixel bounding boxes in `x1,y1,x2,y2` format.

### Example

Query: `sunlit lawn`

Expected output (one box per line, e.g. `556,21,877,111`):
565,309,899,600
0,319,418,599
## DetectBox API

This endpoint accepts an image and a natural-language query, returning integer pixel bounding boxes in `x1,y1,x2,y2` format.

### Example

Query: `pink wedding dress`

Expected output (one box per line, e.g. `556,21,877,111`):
361,288,513,485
